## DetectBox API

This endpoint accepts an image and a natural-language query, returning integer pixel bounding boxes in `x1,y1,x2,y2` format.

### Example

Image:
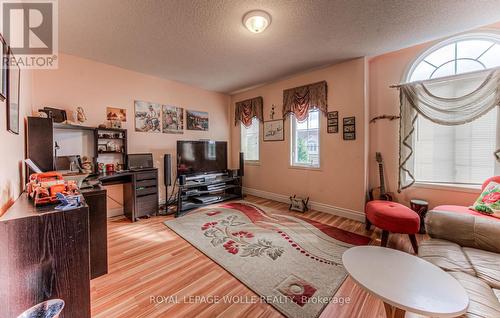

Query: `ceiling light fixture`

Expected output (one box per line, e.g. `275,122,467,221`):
243,10,271,34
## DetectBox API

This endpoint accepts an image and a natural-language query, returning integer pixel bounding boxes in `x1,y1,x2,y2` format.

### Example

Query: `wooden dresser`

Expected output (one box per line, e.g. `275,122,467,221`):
0,195,91,318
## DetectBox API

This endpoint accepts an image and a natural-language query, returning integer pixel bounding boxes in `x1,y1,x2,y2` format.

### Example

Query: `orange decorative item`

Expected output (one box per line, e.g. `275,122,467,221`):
26,172,80,206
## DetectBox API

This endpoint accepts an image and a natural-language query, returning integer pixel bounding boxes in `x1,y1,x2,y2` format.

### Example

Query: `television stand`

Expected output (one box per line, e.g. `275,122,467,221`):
176,172,242,217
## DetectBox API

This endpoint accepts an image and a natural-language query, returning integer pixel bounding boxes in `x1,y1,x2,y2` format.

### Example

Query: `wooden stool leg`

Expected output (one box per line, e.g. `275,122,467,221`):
383,302,405,318
365,217,372,230
381,230,389,247
408,234,418,254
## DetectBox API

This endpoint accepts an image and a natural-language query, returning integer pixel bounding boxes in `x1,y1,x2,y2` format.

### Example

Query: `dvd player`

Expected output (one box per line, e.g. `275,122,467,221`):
193,195,222,204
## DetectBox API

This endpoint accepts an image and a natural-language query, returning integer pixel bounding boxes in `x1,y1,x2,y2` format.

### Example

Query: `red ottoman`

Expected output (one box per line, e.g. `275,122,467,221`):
366,200,420,253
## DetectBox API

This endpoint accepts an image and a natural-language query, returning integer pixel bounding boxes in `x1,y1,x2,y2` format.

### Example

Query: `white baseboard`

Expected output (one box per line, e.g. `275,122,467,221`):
107,207,124,218
242,187,365,223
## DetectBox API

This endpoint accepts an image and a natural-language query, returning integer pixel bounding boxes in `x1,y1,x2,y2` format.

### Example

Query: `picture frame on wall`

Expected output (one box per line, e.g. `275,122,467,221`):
186,110,209,131
107,106,127,122
327,125,338,134
327,111,338,134
0,34,7,102
162,105,184,134
7,47,20,135
343,116,356,140
327,111,338,119
134,100,161,133
263,119,284,141
327,118,338,125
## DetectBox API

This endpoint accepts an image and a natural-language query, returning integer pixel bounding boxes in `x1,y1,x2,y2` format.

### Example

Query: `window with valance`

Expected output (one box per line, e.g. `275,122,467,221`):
282,81,328,121
234,96,264,127
398,33,500,191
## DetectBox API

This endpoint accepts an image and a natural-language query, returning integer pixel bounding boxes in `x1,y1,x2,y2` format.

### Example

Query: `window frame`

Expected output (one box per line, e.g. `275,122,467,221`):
404,31,500,187
290,110,321,169
405,31,500,83
240,117,260,164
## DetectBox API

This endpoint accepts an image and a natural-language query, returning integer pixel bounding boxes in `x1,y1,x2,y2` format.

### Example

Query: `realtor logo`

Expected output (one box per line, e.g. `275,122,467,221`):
1,0,58,68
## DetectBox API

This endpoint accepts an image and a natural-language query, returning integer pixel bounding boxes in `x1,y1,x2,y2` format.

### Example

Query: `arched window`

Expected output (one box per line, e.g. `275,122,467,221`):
406,32,500,185
408,33,500,82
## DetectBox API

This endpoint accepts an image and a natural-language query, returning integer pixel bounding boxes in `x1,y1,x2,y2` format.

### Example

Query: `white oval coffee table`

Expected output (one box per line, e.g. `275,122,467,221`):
342,246,469,318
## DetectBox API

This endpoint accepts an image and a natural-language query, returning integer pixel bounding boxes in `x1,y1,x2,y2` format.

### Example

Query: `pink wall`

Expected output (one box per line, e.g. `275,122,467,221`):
231,58,368,216
5,23,499,218
369,23,500,209
0,70,33,216
31,54,231,206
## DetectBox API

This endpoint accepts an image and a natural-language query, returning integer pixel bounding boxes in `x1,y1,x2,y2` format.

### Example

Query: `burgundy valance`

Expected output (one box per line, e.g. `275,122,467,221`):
235,96,264,127
283,81,328,122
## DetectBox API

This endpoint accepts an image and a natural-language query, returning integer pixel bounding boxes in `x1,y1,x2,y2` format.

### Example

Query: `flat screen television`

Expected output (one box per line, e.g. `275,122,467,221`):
177,140,227,176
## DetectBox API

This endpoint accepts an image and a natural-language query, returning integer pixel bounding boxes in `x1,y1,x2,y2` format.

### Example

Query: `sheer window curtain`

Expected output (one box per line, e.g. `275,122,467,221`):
398,69,500,191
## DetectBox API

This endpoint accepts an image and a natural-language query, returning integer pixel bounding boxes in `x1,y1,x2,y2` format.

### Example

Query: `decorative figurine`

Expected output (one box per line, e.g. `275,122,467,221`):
76,106,87,123
80,156,93,174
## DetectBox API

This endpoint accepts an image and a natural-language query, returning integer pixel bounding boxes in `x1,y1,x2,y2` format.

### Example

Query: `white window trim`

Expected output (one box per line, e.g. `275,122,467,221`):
290,111,321,169
413,182,482,194
403,30,500,82
240,118,260,164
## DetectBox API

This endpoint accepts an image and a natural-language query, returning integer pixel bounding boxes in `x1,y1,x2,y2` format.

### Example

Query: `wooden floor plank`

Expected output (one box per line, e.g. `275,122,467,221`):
91,195,426,317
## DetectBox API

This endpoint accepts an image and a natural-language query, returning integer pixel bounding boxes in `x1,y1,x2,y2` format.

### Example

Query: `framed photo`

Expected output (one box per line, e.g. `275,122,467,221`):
327,111,339,134
327,118,338,125
343,125,355,133
327,111,338,119
0,34,7,101
97,144,107,152
327,125,338,134
263,119,284,141
343,116,356,140
343,132,356,140
162,105,184,134
7,47,20,134
186,110,208,131
107,107,127,122
135,100,161,132
343,117,355,125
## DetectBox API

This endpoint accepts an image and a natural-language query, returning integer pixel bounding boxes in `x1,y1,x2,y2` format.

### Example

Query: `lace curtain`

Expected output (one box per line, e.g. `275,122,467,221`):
235,96,263,127
283,81,328,121
399,69,500,191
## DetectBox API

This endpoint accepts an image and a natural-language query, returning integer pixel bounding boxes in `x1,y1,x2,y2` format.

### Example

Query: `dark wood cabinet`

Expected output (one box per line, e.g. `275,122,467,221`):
26,117,54,180
82,187,108,279
100,168,158,222
134,170,159,219
0,195,91,318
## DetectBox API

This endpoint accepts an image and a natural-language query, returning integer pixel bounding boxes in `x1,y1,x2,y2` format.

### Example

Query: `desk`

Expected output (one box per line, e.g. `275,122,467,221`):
96,168,159,222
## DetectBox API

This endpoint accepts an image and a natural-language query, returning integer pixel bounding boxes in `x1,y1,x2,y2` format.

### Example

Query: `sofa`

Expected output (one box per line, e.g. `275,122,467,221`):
419,209,500,318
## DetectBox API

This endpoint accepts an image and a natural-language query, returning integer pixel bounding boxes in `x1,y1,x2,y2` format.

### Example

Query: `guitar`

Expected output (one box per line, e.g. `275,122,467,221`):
369,152,394,201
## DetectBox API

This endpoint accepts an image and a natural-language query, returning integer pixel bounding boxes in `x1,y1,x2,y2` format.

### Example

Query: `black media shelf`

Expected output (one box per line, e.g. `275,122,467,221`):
176,173,242,217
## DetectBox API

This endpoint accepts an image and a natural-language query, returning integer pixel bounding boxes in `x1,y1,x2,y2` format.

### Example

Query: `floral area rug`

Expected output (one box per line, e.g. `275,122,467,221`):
164,201,370,318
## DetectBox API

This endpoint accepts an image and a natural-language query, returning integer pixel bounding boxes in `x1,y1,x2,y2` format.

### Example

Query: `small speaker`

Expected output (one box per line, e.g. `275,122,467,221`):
164,154,171,186
179,175,186,185
238,152,244,177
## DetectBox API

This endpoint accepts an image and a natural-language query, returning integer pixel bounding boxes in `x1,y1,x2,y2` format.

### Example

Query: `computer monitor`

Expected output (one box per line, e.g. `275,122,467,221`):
127,153,154,170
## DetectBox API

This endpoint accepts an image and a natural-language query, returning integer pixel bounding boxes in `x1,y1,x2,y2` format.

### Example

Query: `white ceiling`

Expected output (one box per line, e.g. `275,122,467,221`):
59,0,500,94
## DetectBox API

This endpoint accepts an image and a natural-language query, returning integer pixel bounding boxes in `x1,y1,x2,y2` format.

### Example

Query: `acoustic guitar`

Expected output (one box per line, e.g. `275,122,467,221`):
369,152,394,201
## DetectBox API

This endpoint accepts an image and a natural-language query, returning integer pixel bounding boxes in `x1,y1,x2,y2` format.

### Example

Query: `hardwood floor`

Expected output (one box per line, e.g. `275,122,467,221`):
91,195,427,318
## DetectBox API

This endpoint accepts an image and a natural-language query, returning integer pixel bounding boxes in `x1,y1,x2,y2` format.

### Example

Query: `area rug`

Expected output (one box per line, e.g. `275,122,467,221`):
164,201,370,318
